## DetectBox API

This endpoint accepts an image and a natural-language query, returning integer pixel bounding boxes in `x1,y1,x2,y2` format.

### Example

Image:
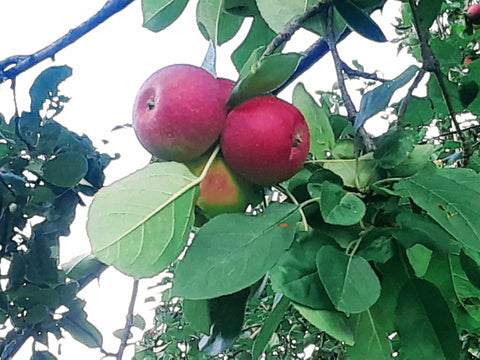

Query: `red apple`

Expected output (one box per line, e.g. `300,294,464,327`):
221,96,311,185
133,64,227,162
467,4,480,24
217,78,235,106
187,154,261,218
465,56,473,66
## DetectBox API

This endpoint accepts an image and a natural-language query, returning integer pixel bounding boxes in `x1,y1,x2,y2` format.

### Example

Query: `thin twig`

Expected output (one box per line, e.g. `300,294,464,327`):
396,68,427,124
117,279,140,360
325,6,374,151
263,2,325,57
341,61,386,82
0,0,135,84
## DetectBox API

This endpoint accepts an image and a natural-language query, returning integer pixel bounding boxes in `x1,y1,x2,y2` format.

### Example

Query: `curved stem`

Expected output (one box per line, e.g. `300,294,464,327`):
0,0,135,83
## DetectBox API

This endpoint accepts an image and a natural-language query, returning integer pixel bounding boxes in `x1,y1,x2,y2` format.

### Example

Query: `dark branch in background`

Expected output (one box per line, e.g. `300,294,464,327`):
263,2,324,57
0,0,135,84
407,0,472,165
325,6,374,151
396,68,426,124
341,61,386,82
273,28,353,95
116,279,140,360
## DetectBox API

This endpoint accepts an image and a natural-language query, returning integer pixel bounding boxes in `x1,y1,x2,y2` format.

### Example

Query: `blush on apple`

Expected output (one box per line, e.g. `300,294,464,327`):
187,154,261,218
221,96,311,185
132,64,228,162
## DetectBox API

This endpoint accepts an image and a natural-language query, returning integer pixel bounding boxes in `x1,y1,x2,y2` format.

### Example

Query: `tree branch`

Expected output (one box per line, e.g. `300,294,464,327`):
263,2,324,57
116,279,139,360
325,6,374,151
407,0,472,164
0,0,135,84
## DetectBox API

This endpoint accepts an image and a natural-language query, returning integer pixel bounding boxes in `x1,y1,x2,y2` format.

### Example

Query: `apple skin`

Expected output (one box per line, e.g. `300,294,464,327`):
133,64,227,162
221,96,311,185
467,5,480,24
187,154,261,218
217,78,235,105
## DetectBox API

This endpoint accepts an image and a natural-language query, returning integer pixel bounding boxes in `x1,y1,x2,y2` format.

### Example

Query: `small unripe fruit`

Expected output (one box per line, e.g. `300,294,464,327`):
467,4,480,24
221,96,311,185
133,64,227,162
187,155,261,218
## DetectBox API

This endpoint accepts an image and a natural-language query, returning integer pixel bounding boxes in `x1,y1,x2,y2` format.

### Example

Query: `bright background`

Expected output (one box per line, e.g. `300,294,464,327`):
0,1,416,358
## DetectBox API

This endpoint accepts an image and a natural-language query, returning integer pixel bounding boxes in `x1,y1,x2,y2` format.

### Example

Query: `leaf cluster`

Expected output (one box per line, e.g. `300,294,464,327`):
0,66,112,359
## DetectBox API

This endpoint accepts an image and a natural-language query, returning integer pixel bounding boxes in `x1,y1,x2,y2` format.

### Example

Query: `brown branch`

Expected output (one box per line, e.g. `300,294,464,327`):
407,0,472,165
116,279,139,360
263,2,325,57
325,6,374,151
396,68,427,124
0,0,135,84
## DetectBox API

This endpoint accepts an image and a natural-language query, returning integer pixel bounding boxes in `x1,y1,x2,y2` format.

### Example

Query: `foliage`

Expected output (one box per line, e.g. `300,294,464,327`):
0,66,112,358
5,0,480,359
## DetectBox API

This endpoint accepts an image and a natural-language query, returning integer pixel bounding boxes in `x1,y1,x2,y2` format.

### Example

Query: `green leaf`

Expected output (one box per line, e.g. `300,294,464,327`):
460,248,480,290
355,65,419,130
294,303,354,345
200,288,250,355
142,0,189,32
253,295,290,358
60,299,103,348
229,50,303,107
32,351,57,360
30,66,72,114
133,315,146,330
183,299,211,334
406,244,432,278
395,279,460,360
347,309,393,359
293,83,335,159
449,248,480,322
373,129,416,169
87,162,198,278
322,153,386,190
394,167,480,251
400,96,434,127
333,0,386,42
255,0,318,33
314,181,366,226
224,0,259,16
231,17,277,72
470,150,480,173
416,0,443,31
196,0,243,45
393,212,453,254
427,74,463,118
172,202,300,299
270,229,334,309
388,143,436,177
63,254,107,284
316,245,381,313
42,151,88,188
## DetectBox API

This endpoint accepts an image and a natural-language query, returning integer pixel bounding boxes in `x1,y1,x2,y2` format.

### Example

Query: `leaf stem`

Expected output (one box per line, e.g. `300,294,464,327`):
0,0,135,83
282,186,309,231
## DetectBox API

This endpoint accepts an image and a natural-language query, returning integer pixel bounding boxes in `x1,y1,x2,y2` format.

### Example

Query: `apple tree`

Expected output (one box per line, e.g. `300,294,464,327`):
2,0,480,359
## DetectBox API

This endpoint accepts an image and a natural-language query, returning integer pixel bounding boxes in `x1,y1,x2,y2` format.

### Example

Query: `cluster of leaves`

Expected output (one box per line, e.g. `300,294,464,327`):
135,281,347,360
0,66,112,359
84,0,480,359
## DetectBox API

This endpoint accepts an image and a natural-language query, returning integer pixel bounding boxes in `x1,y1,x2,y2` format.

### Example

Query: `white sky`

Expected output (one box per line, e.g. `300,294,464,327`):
0,1,416,358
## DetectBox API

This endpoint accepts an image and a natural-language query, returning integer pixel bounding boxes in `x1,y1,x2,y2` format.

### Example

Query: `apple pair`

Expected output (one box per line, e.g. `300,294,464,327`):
132,64,311,217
